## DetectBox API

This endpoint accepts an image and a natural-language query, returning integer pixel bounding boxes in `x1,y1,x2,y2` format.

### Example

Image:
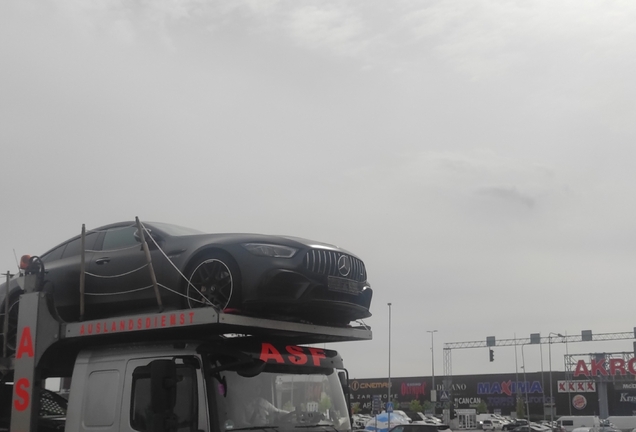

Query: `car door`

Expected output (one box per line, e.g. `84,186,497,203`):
44,232,99,321
86,225,156,313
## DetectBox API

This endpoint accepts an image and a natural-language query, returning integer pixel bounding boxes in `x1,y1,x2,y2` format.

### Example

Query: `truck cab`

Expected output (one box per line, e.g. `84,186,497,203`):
66,341,352,432
2,291,371,432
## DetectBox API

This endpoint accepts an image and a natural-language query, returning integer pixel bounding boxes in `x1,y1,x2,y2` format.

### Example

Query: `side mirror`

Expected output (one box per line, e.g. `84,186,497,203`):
236,359,266,378
150,360,178,432
338,371,347,387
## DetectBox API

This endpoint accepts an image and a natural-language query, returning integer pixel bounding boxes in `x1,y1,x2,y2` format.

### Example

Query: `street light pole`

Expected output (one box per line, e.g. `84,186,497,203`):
522,344,530,420
388,303,392,429
428,330,438,414
427,330,438,396
548,332,564,425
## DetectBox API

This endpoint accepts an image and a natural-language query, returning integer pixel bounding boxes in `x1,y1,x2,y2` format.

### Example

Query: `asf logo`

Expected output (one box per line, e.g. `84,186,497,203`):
477,381,543,396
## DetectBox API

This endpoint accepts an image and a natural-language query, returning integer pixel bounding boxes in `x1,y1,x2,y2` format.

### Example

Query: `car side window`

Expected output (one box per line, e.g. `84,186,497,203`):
40,245,65,263
61,233,98,258
102,226,138,251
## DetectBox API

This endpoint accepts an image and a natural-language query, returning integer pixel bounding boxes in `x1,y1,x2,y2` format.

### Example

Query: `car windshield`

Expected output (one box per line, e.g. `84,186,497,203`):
147,222,204,236
213,369,351,432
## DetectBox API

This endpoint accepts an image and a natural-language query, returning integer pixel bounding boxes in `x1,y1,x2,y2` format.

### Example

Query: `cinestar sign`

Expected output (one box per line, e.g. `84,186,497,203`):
574,359,636,377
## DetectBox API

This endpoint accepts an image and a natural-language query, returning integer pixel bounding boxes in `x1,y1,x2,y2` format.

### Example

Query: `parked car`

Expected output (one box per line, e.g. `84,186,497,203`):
504,420,529,431
406,413,443,425
1,382,66,432
388,424,451,432
512,425,552,432
0,221,373,348
483,420,505,431
353,414,372,430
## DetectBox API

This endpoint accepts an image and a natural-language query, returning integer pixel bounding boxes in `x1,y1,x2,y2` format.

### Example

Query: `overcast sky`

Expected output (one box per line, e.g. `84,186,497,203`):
1,0,635,379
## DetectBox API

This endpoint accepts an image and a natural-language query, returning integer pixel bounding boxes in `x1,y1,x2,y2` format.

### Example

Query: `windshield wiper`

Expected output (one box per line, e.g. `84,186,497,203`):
231,427,279,431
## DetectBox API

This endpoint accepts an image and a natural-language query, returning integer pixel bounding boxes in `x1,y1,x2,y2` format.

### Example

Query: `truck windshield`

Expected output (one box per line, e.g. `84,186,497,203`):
213,369,351,432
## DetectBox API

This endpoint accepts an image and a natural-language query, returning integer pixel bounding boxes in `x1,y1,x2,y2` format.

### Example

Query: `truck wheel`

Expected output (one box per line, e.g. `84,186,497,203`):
185,252,241,311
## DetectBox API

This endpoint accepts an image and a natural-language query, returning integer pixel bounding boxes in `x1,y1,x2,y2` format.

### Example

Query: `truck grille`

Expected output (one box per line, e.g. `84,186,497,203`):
303,250,367,282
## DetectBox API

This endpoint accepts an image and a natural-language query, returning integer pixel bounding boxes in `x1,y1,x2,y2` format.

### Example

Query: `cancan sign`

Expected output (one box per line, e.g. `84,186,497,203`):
574,358,636,377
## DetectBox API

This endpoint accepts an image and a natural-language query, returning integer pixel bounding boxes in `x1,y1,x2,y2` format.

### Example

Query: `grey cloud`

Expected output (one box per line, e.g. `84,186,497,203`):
477,186,536,209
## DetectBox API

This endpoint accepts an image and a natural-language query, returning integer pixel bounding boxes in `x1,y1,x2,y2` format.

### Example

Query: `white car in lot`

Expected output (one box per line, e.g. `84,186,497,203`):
483,420,504,431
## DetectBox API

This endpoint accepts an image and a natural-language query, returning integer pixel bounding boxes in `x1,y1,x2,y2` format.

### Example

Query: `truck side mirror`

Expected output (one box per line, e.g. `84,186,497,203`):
150,359,178,432
338,371,347,388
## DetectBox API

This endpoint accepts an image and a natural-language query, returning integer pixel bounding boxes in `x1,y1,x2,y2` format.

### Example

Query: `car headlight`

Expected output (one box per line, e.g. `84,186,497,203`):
242,243,299,258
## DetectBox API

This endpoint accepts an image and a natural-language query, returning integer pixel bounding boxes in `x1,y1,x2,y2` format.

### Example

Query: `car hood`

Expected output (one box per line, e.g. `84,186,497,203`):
177,233,357,256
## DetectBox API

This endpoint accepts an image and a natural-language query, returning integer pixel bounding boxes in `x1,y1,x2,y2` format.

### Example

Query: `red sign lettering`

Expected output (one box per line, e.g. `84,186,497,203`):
259,344,328,367
16,327,34,359
13,378,30,411
610,359,626,376
75,312,197,337
574,360,590,377
286,345,308,365
590,359,609,376
308,348,326,366
260,343,285,363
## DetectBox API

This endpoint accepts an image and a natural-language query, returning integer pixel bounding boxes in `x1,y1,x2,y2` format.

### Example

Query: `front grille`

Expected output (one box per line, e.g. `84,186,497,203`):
303,250,367,282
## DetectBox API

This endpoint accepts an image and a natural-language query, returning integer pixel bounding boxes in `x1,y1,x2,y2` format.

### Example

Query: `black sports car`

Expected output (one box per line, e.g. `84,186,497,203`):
0,221,372,340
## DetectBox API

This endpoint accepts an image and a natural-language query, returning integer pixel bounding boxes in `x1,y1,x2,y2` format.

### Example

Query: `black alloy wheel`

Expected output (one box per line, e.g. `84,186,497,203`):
186,254,236,311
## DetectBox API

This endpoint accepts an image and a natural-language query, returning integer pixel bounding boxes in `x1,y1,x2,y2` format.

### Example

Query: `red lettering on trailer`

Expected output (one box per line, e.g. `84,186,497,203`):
13,378,30,411
308,347,326,366
75,311,198,337
16,327,34,359
286,345,308,365
629,358,636,375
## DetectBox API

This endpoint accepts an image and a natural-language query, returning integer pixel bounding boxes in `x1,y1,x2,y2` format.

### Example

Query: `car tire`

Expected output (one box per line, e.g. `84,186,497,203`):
185,251,241,311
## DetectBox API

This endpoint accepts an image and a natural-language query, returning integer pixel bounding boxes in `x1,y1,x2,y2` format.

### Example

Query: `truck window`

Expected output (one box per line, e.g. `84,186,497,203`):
131,363,198,432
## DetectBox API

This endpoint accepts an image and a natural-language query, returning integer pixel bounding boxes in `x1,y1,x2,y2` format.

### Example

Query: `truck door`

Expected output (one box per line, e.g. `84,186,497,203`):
120,357,208,432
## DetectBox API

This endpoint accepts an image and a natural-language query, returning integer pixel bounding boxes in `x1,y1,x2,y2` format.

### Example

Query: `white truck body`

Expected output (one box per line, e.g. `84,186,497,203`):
2,291,372,432
605,416,636,432
557,416,601,432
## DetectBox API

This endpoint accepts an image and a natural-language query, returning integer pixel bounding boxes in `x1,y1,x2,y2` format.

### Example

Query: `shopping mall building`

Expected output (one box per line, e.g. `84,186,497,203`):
350,370,636,422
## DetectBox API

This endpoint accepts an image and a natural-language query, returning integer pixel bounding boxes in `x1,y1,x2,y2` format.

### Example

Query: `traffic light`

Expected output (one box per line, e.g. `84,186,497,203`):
489,349,494,362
